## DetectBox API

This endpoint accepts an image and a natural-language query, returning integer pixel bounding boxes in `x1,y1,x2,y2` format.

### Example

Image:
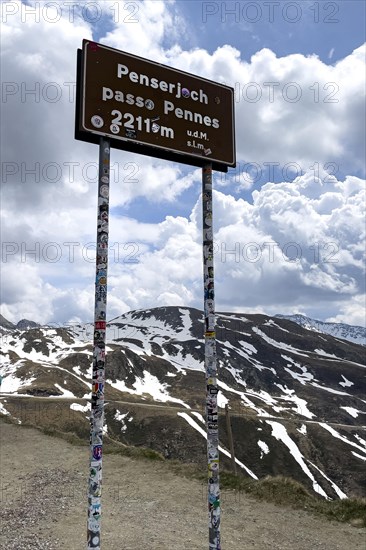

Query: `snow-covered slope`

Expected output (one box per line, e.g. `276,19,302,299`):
276,314,366,346
1,307,365,499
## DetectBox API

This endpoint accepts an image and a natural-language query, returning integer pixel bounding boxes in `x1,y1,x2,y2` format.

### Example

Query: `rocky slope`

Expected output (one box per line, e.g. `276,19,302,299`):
0,307,365,500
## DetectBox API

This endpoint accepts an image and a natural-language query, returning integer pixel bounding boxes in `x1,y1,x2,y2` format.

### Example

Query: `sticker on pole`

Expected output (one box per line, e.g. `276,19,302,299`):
93,445,103,460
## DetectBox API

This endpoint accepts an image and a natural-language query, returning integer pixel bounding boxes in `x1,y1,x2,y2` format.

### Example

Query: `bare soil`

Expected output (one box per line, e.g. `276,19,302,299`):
0,419,364,550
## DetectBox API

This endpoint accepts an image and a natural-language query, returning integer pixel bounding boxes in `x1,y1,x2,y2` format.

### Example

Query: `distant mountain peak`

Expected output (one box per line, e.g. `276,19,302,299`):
16,319,40,330
0,314,15,330
275,314,366,346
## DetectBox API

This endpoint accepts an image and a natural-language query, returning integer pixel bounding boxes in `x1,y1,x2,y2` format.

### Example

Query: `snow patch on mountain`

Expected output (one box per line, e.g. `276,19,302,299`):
0,402,10,415
274,384,315,419
0,363,36,394
276,314,366,345
107,370,190,408
258,440,269,458
70,402,90,413
319,424,366,456
252,327,309,357
114,410,133,432
53,383,76,398
339,375,354,388
177,412,258,479
266,421,329,499
308,461,348,499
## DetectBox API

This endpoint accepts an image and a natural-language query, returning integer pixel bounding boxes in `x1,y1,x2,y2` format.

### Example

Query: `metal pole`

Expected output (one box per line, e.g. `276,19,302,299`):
225,404,237,476
202,163,221,550
87,137,110,550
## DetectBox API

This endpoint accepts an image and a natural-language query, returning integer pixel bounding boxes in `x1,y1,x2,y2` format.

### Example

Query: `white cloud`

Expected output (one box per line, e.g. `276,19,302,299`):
0,2,365,327
326,295,366,327
163,43,366,172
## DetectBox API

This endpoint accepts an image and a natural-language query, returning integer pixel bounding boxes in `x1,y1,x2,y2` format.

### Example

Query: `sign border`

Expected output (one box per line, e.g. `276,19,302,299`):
75,41,236,172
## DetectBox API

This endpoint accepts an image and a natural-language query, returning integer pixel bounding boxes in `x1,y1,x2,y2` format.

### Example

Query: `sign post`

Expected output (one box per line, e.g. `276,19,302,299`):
87,137,110,550
202,163,221,549
76,40,235,172
75,39,235,550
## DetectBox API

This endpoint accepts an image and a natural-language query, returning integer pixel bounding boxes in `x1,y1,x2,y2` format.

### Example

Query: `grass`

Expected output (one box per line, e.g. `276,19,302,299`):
169,462,366,528
41,426,89,446
102,434,164,461
217,473,366,528
1,414,365,527
40,423,164,461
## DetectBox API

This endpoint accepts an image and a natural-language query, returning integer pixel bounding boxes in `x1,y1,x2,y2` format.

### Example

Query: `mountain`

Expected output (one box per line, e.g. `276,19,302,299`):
0,314,15,330
276,314,366,346
16,319,40,330
0,306,365,500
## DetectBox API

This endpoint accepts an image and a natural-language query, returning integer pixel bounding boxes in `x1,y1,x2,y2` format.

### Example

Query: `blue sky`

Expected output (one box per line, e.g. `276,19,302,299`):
109,0,366,224
1,0,365,326
177,1,366,63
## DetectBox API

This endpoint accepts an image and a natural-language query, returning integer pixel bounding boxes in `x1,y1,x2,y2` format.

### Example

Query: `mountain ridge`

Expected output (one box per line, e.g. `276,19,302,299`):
2,308,365,344
276,313,366,346
1,306,365,500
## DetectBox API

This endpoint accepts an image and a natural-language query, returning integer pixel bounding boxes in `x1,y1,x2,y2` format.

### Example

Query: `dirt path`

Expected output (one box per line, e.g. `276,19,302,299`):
0,420,364,550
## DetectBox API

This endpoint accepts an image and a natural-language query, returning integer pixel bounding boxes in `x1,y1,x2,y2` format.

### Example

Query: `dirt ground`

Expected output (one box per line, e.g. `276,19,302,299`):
0,419,364,550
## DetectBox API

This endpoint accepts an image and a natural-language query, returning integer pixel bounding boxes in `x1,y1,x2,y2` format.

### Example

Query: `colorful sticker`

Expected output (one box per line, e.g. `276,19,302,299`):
90,464,101,480
110,123,120,134
145,99,154,110
100,185,109,198
204,213,212,227
205,288,214,301
89,481,101,497
205,315,215,331
93,445,103,461
91,115,104,128
89,498,101,516
125,129,137,139
207,396,217,407
208,448,219,460
92,404,104,419
96,255,107,269
209,492,220,504
95,343,105,357
88,532,101,548
204,228,213,240
97,306,106,317
88,518,100,532
98,197,108,207
98,220,108,233
92,381,104,394
96,287,107,301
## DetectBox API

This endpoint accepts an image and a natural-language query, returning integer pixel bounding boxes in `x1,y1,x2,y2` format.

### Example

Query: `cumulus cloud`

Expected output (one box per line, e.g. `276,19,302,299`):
1,169,365,325
167,43,366,172
110,170,365,325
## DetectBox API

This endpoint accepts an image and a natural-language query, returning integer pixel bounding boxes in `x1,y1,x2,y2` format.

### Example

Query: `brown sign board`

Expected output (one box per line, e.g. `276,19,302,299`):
75,40,236,172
